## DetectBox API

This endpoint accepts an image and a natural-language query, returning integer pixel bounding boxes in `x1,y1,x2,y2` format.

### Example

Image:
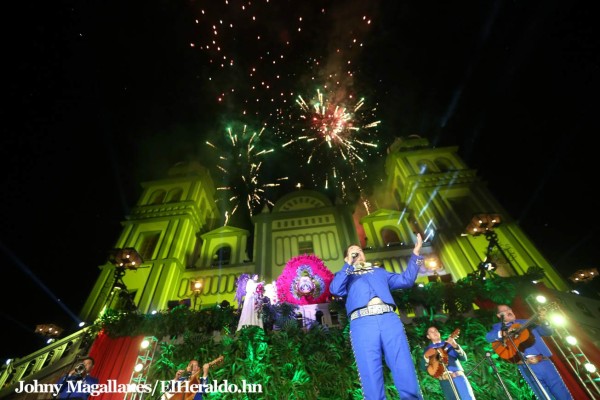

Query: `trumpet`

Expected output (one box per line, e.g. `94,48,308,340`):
74,363,86,375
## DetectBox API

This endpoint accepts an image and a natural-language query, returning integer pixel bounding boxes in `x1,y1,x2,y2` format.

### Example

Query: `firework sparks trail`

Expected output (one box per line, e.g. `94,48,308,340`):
206,125,288,223
188,1,379,124
190,2,383,203
281,88,380,199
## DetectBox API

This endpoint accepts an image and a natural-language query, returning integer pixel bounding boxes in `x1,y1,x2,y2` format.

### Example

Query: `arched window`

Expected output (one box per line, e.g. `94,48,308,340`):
380,228,402,247
212,245,232,266
434,157,455,172
416,159,436,174
149,190,166,205
139,232,160,261
166,188,183,202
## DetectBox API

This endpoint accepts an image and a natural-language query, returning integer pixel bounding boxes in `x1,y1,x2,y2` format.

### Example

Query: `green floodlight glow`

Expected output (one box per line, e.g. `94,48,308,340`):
584,363,597,374
565,336,578,346
535,295,547,304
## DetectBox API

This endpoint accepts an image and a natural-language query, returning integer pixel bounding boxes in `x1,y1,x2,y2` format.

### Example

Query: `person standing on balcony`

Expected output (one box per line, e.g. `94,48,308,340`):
330,233,425,400
236,274,265,331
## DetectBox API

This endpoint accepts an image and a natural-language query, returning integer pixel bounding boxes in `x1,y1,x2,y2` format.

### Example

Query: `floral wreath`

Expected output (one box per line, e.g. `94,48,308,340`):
276,254,334,305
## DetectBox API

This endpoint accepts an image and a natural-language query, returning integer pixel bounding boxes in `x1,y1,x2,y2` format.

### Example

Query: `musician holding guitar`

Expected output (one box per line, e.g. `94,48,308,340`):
164,356,223,400
485,304,573,400
422,326,475,399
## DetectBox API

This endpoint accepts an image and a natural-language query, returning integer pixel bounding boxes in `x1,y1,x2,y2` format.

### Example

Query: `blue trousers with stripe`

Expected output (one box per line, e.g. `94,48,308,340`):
350,312,423,400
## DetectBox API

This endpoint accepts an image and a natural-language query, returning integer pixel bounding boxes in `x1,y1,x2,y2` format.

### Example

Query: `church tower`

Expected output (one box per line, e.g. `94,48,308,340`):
80,161,223,321
79,136,570,325
382,135,568,290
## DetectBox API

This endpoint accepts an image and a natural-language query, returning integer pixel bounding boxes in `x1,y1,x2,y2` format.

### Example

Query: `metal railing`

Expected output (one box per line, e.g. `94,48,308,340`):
0,328,90,399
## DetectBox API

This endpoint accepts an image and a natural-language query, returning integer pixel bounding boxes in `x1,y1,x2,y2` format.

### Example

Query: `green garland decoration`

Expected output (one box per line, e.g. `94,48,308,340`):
91,272,545,399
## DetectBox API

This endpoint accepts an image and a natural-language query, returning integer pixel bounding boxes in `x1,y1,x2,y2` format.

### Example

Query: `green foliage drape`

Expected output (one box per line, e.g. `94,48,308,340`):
94,273,545,399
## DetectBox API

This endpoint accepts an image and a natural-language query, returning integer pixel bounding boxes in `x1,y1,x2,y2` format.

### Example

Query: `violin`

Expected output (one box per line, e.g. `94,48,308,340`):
425,329,460,378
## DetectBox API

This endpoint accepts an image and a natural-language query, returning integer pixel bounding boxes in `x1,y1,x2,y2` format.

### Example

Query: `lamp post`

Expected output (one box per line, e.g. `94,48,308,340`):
569,268,598,283
35,324,63,338
190,279,203,310
424,256,443,282
108,248,143,310
463,214,513,277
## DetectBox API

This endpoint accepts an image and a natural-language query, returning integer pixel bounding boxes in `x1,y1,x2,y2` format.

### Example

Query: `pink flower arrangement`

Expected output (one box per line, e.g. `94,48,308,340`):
256,282,265,295
276,254,335,305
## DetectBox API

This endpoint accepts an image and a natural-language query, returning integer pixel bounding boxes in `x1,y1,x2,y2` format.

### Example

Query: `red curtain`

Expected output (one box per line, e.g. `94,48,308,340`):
88,330,145,400
511,295,592,399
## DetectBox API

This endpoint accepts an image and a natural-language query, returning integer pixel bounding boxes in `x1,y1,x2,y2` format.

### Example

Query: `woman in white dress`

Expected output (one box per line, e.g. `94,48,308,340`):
236,274,264,331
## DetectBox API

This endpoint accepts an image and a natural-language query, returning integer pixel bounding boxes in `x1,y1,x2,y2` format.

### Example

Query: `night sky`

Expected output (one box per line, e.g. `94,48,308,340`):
2,0,598,361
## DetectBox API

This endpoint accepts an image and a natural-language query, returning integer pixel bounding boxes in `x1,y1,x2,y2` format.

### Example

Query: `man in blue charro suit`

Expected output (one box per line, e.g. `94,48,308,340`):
485,304,572,400
330,233,424,400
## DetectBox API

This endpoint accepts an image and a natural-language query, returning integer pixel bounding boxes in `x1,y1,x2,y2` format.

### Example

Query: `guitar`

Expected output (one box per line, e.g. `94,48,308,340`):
492,302,559,363
162,355,224,400
425,328,460,378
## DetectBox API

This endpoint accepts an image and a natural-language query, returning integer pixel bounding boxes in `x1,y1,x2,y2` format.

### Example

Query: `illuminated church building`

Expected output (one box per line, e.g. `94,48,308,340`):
3,136,600,398
83,135,571,320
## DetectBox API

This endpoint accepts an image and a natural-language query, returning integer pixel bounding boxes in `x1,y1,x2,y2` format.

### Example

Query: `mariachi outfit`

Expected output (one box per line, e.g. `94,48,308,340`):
56,373,100,400
485,319,573,399
330,254,424,400
166,374,208,400
421,342,476,399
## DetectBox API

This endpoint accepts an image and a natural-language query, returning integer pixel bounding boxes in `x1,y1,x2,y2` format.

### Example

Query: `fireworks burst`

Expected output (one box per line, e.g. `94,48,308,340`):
280,87,381,199
188,2,378,122
206,125,287,224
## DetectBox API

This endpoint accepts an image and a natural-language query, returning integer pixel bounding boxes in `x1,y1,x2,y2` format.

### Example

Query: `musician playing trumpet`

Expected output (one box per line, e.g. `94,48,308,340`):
55,356,99,400
422,326,475,400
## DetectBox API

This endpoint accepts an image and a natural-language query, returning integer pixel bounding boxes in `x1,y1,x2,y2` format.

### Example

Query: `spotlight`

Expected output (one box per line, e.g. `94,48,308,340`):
190,279,204,309
565,336,578,346
549,314,566,327
134,363,144,372
140,340,150,349
584,363,597,374
535,295,547,304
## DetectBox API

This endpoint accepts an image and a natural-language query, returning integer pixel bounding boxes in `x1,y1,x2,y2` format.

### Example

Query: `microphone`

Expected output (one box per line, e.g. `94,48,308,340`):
500,313,508,346
499,313,507,331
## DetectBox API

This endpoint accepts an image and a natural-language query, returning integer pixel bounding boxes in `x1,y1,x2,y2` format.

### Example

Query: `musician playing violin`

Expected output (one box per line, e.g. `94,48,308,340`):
422,326,475,400
485,304,573,400
169,360,209,400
